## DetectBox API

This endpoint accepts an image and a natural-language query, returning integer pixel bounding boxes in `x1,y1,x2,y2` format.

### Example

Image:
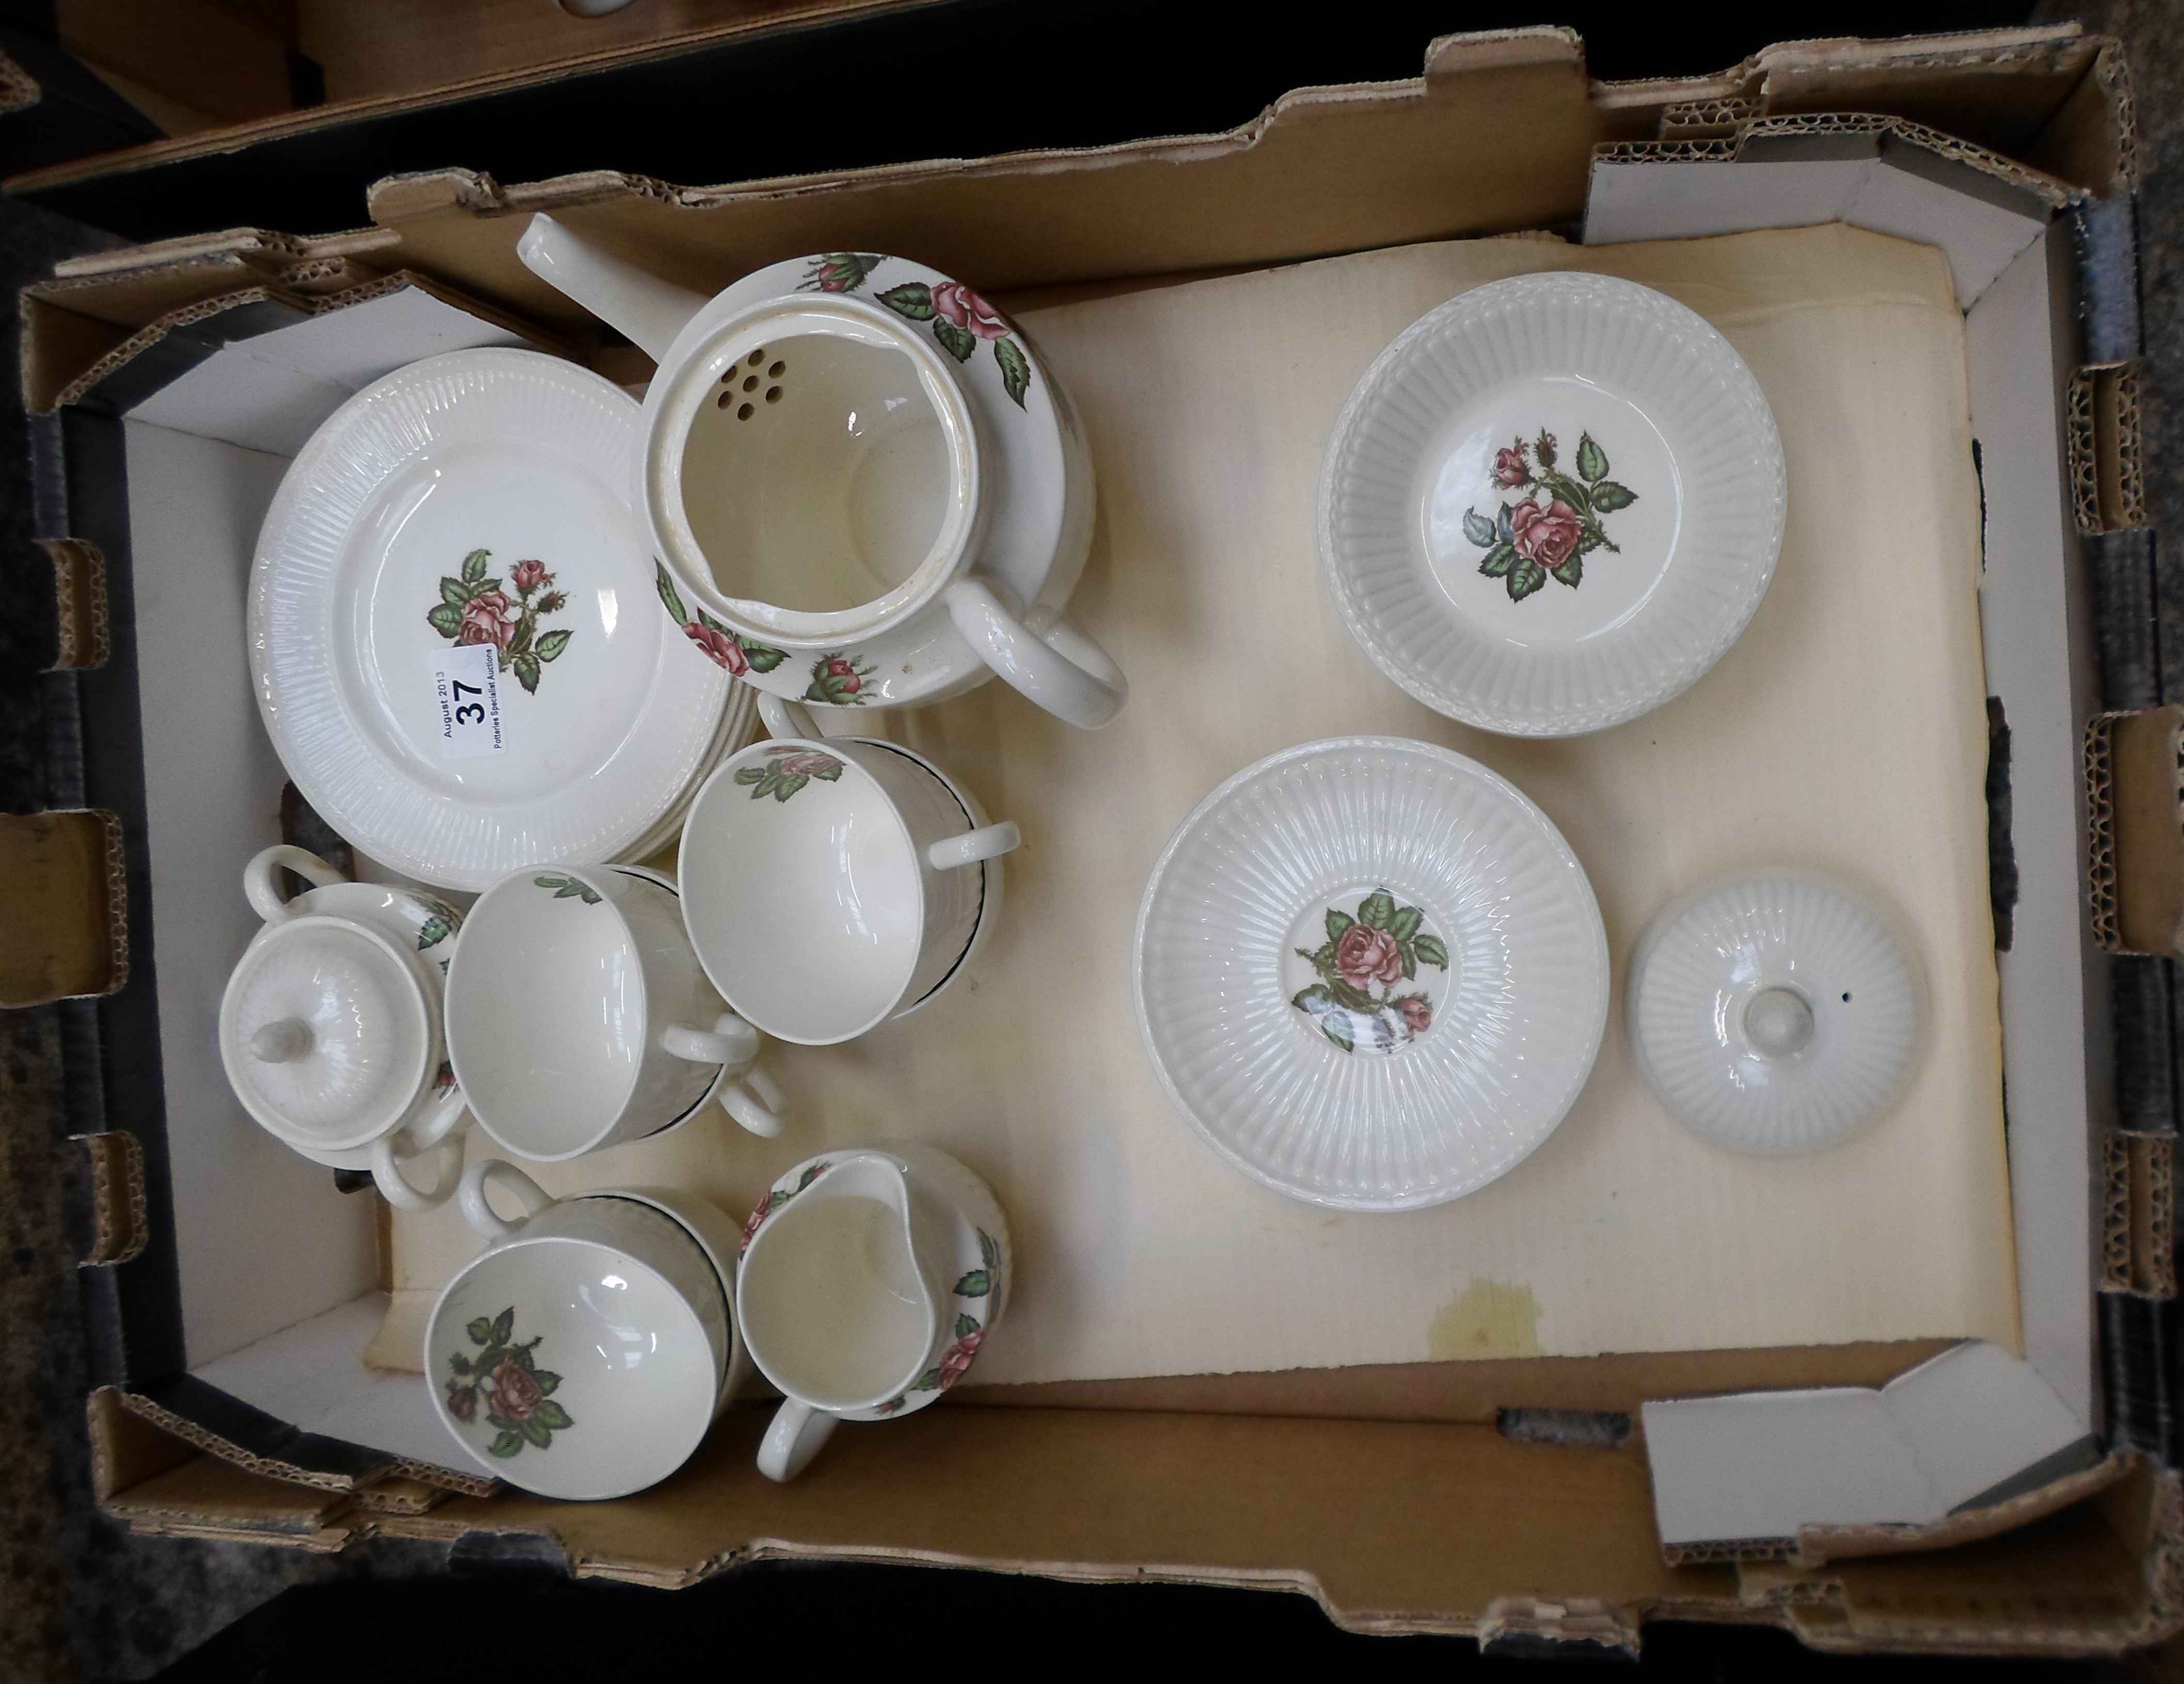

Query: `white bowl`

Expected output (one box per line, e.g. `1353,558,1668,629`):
1134,737,1609,1210
1628,871,1921,1155
1318,271,1787,736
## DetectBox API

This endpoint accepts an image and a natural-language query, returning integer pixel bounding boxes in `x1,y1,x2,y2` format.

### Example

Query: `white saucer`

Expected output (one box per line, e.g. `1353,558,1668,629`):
1319,272,1787,736
251,348,732,890
1628,872,1920,1155
1134,737,1609,1211
650,253,1091,713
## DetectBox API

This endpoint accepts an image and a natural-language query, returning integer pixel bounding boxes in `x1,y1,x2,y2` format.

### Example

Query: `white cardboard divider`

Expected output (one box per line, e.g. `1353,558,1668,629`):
1589,148,2101,1548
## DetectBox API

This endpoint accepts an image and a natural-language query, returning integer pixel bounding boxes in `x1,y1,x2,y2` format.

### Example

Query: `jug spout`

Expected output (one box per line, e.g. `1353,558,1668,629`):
516,213,709,364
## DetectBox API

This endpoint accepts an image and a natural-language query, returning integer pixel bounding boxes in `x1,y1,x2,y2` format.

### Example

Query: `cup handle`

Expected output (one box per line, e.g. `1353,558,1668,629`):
719,1066,786,1139
927,821,1021,872
757,1397,839,1482
395,1082,468,1154
459,1159,555,1241
244,844,348,924
663,1012,762,1069
370,1133,464,1214
757,693,823,741
944,578,1126,730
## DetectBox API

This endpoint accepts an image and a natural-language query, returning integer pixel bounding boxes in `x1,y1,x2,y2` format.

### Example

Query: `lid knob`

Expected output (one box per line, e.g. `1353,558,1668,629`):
1742,988,1815,1059
249,1017,316,1064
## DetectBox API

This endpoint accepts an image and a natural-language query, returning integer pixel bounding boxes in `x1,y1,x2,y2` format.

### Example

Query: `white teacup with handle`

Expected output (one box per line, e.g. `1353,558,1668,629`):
219,845,470,1211
445,863,784,1160
736,1143,1010,1481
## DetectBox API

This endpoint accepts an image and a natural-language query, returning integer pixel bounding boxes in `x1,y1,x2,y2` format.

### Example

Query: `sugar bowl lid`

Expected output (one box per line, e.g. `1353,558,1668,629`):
219,915,434,1153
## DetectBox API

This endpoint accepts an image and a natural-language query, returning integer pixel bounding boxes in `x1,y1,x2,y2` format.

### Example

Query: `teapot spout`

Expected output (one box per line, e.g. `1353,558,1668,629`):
516,212,708,364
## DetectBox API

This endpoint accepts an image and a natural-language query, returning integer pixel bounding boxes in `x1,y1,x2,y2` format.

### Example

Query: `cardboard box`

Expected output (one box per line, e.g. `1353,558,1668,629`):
20,22,2181,1655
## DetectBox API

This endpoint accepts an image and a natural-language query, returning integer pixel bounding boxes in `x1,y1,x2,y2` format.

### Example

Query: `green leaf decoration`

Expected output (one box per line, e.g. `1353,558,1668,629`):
955,1312,980,1339
1588,480,1636,512
1508,558,1548,601
773,774,809,803
931,319,976,363
915,1367,944,1392
448,1352,472,1376
1575,432,1608,485
994,336,1031,407
1547,473,1592,516
534,628,572,664
1496,503,1516,545
534,875,602,904
1324,908,1355,944
655,562,688,626
734,766,764,786
1390,906,1423,944
490,1308,515,1345
802,252,884,293
426,602,465,638
1293,983,1336,1013
533,1371,561,1396
1534,429,1557,469
1319,1016,1354,1053
533,1400,573,1431
1550,557,1583,589
1414,934,1450,970
737,637,787,673
489,1430,524,1458
953,1269,992,1297
1461,508,1496,549
876,282,935,319
512,653,543,695
506,619,532,658
797,1163,828,1192
462,549,490,584
467,1316,493,1346
1357,890,1396,932
415,915,452,951
439,576,471,607
520,1418,552,1448
979,1229,999,1271
1477,543,1516,579
1329,977,1375,1014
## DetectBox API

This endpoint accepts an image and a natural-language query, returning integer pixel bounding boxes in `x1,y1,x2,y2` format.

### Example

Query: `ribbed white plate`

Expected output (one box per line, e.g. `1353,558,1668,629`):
1319,272,1787,736
1628,872,1920,1156
1134,737,1609,1210
251,349,730,890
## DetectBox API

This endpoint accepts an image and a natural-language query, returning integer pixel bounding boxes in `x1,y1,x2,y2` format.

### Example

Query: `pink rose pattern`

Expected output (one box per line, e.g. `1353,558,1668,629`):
1293,888,1449,1055
426,549,575,694
874,1227,1001,1416
735,748,845,804
442,1306,572,1458
1463,429,1638,602
799,253,1034,409
654,562,786,681
804,651,878,709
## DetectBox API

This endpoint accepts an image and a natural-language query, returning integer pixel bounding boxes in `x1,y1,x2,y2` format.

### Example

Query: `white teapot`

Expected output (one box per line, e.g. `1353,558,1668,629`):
516,216,1126,729
218,846,470,1211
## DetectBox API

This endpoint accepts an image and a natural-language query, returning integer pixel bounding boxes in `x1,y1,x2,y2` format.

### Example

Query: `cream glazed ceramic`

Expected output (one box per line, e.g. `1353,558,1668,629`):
735,1144,1010,1482
677,696,1017,1045
444,864,784,1161
251,347,734,890
1134,737,1610,1210
429,1159,753,1499
219,846,469,1211
1319,271,1787,736
515,216,1127,728
1628,871,1922,1155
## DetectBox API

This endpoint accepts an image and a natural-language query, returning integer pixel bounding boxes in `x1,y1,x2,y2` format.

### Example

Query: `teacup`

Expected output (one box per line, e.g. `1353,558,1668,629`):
515,215,1127,728
678,698,1017,1045
220,846,470,1211
737,1144,1010,1481
445,864,784,1161
427,1159,750,1499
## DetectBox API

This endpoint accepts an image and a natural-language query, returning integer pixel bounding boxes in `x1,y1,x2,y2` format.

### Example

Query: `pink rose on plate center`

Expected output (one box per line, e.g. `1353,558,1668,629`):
486,1359,543,1422
1493,446,1529,488
509,559,550,593
1508,499,1584,570
685,621,749,675
456,590,518,650
1334,923,1405,990
1400,996,1432,1035
930,281,1009,341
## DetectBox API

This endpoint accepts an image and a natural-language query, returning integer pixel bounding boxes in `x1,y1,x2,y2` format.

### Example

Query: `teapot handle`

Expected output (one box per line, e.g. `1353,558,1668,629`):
945,580,1126,729
244,845,348,924
757,1398,839,1482
459,1159,556,1241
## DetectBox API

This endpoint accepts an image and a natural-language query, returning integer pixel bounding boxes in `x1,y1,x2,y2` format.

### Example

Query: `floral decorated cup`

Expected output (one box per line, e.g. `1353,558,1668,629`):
677,697,1017,1045
736,1143,1010,1482
515,215,1126,728
428,1158,752,1499
444,864,784,1161
219,846,470,1211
